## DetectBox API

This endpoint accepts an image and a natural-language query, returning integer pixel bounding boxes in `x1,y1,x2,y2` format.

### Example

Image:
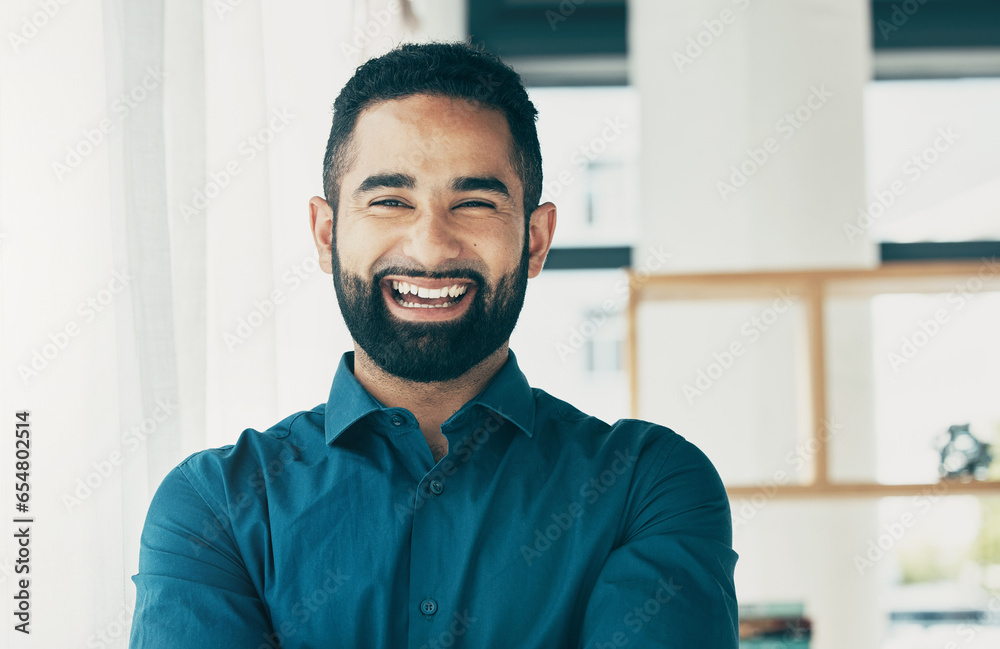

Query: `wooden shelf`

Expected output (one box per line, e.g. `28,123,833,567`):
626,261,1000,500
726,480,1000,500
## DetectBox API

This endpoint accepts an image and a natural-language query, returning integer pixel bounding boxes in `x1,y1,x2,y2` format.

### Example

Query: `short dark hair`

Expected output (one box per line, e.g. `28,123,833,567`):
322,42,542,222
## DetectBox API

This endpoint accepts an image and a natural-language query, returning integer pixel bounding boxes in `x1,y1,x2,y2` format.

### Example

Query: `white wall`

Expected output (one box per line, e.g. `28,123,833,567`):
631,0,877,273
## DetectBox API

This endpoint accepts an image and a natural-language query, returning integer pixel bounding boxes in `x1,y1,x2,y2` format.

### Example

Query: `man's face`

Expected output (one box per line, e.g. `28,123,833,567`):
311,94,554,382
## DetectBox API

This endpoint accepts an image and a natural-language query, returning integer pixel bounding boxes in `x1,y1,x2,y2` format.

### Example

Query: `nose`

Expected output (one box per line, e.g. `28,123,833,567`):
401,206,462,270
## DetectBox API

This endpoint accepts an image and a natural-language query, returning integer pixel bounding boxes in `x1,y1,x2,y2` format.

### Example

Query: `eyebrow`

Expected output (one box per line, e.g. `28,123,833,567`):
353,173,416,196
352,173,513,202
450,176,511,200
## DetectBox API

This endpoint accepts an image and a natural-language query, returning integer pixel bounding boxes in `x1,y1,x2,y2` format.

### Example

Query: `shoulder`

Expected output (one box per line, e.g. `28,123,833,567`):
530,388,729,535
165,405,325,508
531,386,688,458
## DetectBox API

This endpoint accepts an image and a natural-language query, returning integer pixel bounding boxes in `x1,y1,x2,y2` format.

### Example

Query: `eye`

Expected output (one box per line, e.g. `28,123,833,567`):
455,200,495,209
371,198,410,208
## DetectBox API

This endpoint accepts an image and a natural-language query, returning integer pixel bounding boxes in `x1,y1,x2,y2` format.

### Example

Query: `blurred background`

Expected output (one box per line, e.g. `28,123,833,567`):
2,0,999,647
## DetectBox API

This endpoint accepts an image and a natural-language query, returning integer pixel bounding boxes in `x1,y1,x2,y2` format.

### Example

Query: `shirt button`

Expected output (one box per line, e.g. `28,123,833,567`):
390,415,404,427
420,598,438,615
429,480,444,495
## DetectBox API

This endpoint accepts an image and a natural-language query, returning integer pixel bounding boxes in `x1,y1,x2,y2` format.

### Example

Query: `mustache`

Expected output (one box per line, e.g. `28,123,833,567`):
371,264,486,286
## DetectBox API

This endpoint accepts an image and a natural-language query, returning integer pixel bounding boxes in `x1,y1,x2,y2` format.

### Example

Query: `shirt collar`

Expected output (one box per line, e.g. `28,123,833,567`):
324,350,536,445
324,353,383,445
461,349,535,438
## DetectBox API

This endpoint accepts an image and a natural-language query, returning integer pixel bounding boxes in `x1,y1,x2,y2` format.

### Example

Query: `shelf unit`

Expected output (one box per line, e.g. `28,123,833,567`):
625,260,1000,499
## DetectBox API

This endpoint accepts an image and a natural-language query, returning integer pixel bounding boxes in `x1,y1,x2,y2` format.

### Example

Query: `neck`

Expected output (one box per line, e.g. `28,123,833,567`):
351,344,509,455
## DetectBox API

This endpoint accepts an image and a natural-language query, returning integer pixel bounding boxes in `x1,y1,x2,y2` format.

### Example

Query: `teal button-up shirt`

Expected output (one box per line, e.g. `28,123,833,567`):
129,351,738,648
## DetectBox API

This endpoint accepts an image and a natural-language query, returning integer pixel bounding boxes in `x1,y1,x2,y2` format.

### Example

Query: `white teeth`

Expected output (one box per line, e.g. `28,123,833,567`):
397,298,456,309
391,281,470,300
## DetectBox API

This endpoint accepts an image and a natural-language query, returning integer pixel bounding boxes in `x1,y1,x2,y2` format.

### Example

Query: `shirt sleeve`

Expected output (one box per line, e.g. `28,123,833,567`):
129,462,274,649
578,433,739,648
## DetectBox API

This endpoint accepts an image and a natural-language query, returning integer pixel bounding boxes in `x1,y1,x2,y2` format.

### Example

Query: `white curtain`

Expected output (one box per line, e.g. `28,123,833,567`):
0,0,451,645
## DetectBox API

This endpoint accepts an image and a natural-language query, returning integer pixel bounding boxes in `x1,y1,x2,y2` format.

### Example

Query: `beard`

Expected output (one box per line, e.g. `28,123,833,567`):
331,244,529,383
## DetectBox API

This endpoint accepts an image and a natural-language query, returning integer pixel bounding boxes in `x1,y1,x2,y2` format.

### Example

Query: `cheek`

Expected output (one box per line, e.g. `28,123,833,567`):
478,217,524,253
496,224,527,264
336,222,392,273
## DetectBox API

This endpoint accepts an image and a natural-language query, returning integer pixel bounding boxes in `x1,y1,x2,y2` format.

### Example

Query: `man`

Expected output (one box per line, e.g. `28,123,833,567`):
130,42,738,648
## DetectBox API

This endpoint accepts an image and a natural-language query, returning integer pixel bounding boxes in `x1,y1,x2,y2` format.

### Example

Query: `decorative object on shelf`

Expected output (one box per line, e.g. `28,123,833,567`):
936,424,993,481
739,602,811,648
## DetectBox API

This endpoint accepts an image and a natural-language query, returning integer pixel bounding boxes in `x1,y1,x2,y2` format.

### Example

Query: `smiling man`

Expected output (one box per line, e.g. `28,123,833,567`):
129,43,738,649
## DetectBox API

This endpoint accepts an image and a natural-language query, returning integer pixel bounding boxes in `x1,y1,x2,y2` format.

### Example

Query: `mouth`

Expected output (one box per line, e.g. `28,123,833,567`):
390,279,470,307
381,276,477,321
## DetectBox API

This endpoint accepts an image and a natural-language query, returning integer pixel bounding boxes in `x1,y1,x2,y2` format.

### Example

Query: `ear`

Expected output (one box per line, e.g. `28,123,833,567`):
526,201,557,279
309,196,335,274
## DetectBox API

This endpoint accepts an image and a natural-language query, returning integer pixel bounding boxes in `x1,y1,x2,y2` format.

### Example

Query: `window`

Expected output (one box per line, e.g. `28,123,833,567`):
511,86,640,421
863,79,1000,244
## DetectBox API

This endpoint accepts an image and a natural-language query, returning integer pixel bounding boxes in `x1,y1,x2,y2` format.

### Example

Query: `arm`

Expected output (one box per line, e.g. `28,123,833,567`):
129,464,274,649
578,435,739,648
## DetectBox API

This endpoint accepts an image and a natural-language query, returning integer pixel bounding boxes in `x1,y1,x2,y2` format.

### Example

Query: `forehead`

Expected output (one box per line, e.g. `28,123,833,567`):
347,94,518,185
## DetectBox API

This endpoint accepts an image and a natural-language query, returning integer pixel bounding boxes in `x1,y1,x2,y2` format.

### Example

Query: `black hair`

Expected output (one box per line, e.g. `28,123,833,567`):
322,41,542,223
